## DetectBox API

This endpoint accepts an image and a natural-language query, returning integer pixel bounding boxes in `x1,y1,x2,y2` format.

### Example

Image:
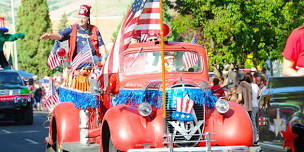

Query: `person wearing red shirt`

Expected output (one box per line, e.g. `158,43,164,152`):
211,77,224,98
282,27,304,76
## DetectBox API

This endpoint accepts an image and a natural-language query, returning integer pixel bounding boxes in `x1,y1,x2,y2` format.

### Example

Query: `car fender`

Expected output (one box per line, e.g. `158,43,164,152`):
102,104,164,151
50,102,80,145
204,101,253,147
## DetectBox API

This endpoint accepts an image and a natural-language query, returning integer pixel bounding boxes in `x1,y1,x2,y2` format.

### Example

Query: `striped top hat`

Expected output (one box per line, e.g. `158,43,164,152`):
0,17,9,32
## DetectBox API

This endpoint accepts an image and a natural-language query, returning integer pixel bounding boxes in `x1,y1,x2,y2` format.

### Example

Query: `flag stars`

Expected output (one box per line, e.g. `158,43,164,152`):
132,0,146,14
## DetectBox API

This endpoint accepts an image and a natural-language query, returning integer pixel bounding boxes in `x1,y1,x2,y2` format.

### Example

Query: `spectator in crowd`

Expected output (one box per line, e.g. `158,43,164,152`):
40,4,107,69
227,64,238,89
211,77,225,98
282,27,304,76
248,74,259,144
236,72,253,116
34,83,43,111
257,75,267,99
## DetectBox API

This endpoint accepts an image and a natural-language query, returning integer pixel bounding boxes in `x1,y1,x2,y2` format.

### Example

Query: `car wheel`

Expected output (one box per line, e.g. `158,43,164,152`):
45,143,56,152
24,104,33,125
109,137,121,152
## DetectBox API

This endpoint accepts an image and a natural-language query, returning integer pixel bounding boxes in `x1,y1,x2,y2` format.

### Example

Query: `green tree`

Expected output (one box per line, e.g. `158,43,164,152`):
166,0,304,68
16,0,53,78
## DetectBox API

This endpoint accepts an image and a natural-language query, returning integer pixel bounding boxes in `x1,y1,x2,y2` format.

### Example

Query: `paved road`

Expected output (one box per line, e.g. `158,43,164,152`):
0,111,49,152
0,110,260,152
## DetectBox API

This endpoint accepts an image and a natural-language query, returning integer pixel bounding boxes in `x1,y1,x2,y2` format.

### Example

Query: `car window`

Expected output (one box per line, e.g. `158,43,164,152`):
0,72,23,85
123,51,202,74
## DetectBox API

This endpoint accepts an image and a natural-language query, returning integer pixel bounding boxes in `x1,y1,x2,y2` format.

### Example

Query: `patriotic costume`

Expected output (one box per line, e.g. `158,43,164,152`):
59,24,104,69
45,4,106,70
0,17,24,69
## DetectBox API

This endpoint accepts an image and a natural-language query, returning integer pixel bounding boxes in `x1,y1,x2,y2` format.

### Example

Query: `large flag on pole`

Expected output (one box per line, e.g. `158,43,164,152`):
102,0,160,89
47,40,63,70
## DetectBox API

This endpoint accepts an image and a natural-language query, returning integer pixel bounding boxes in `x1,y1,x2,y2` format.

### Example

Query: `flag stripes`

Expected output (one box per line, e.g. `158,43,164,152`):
176,95,194,113
47,40,63,70
43,81,59,112
182,52,199,69
71,41,93,71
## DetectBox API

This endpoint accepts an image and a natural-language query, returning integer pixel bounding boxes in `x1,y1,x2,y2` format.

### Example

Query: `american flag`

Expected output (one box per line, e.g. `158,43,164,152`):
71,41,92,71
48,40,63,70
182,52,199,69
182,36,199,69
102,0,160,89
43,81,59,112
0,17,4,27
176,95,194,114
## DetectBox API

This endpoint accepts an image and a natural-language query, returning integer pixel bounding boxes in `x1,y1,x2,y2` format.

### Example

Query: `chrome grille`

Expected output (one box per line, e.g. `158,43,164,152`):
0,89,20,95
165,91,205,147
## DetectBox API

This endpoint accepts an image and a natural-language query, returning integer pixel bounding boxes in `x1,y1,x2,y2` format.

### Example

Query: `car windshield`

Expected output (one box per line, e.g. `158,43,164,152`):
123,51,202,74
0,72,23,85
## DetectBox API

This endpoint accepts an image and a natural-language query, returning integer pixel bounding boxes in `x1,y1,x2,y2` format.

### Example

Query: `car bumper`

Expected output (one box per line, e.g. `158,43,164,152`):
0,101,24,110
128,146,249,152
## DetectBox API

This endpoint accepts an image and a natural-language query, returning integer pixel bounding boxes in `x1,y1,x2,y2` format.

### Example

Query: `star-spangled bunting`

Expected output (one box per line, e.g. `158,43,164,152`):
281,122,298,152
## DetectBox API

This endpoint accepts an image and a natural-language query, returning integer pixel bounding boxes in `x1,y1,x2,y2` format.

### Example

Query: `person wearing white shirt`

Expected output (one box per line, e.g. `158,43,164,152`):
251,75,260,144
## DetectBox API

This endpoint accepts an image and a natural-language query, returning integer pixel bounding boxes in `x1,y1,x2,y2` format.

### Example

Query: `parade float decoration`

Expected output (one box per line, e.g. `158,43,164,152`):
0,17,24,69
44,1,253,152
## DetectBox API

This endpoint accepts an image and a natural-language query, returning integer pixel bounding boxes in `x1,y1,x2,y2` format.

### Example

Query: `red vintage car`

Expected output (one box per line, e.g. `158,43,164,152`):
45,41,253,152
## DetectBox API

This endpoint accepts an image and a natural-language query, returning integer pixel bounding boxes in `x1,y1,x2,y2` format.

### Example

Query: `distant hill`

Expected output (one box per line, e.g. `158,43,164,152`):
1,0,133,51
48,0,132,18
1,0,132,24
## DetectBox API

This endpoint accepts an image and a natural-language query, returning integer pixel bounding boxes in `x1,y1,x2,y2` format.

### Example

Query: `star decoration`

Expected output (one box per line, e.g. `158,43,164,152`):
281,122,298,152
273,108,286,137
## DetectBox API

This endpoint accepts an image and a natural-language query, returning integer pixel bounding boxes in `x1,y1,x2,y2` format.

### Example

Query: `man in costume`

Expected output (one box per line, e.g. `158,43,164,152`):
40,4,107,69
0,17,25,69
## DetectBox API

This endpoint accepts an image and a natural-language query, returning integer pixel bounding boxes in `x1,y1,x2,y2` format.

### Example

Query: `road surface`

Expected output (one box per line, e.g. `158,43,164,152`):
0,111,49,152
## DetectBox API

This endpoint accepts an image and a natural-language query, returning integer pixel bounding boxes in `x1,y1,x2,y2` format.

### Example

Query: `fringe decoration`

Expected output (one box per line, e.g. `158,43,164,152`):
59,87,98,109
112,88,218,109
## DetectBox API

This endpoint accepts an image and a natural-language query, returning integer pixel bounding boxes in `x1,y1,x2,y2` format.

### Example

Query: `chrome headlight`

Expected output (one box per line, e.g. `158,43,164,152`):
138,102,152,116
215,99,229,114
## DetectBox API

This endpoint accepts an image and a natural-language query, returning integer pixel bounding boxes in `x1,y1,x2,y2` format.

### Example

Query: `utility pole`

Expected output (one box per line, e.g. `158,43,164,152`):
11,0,18,70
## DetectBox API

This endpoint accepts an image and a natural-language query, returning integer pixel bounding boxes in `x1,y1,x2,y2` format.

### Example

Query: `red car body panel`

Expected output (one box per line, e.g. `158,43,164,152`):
51,102,80,144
